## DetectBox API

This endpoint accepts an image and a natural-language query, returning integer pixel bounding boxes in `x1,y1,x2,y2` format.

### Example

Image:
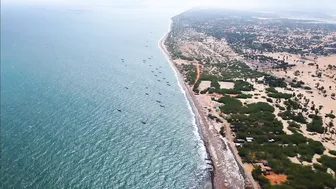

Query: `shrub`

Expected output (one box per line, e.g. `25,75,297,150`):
266,98,273,103
313,163,328,172
220,127,225,137
218,96,243,114
219,88,242,94
325,113,336,119
266,87,278,93
234,80,254,91
318,155,336,172
244,102,275,113
268,92,292,99
211,80,220,90
235,94,253,99
329,150,336,156
307,115,323,133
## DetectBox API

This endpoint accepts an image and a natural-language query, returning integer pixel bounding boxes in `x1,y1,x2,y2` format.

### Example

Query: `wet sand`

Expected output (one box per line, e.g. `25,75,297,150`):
159,20,248,189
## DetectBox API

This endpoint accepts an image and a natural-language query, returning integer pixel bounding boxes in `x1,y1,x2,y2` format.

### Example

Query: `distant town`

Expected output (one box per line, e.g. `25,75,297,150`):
164,8,336,189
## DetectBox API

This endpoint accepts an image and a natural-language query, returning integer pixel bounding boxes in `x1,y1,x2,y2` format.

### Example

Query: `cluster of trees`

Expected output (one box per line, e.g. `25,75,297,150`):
307,114,324,133
265,88,293,100
318,155,336,172
234,80,254,91
252,166,270,188
219,96,275,115
235,94,253,99
198,79,255,95
213,60,264,80
239,141,335,189
290,80,306,89
278,111,307,124
263,76,287,88
329,150,336,156
172,51,195,61
170,11,336,189
218,96,243,114
181,64,197,85
267,92,292,99
265,87,278,93
218,95,335,188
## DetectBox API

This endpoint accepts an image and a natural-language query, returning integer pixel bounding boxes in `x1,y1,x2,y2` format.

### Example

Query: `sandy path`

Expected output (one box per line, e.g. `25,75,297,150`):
194,62,201,86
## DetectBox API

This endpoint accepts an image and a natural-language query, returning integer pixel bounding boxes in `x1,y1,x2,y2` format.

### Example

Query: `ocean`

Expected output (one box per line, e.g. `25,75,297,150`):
0,5,210,188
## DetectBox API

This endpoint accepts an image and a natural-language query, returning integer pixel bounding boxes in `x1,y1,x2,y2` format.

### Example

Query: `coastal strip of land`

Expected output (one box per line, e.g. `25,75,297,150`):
159,20,250,189
160,8,336,189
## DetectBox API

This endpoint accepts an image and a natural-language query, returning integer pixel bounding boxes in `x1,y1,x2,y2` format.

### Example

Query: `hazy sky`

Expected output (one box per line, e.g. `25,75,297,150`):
2,0,336,11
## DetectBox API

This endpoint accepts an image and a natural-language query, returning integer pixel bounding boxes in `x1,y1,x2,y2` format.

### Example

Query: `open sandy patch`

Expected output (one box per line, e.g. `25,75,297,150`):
199,81,211,91
219,82,234,89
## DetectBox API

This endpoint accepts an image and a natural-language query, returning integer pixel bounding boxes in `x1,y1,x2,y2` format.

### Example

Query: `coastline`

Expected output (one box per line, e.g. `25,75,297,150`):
158,20,214,189
158,20,248,189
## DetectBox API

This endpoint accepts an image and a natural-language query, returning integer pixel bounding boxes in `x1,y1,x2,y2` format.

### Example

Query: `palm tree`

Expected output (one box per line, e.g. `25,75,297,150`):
319,105,323,111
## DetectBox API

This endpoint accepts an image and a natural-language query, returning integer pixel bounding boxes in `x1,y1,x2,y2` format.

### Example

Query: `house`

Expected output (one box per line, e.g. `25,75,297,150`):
298,59,306,63
246,137,254,142
235,143,243,147
235,138,246,143
257,76,264,82
268,139,275,143
261,167,272,175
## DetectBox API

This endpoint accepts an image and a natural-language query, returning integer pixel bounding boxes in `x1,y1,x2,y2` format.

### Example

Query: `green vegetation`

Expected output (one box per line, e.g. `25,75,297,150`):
329,150,336,156
265,87,278,93
200,88,209,94
252,166,270,188
234,80,254,91
169,9,336,189
307,115,324,133
171,51,194,61
267,92,292,99
235,94,253,99
218,96,243,114
284,99,301,110
275,104,286,111
238,141,334,189
287,121,301,133
318,155,336,172
193,79,202,93
325,113,336,119
181,64,197,85
278,111,307,124
210,79,220,90
217,95,335,188
219,127,225,137
219,88,242,94
264,76,287,88
313,163,328,172
219,96,274,114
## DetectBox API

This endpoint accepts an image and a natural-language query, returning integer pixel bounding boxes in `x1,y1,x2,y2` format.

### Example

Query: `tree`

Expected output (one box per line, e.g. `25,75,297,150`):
319,105,323,110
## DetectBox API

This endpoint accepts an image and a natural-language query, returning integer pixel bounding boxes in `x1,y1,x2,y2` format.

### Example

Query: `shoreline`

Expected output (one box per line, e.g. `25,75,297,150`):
158,20,214,188
158,19,249,189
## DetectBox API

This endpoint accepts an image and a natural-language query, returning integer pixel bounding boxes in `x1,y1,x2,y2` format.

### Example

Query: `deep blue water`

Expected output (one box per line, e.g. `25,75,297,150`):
1,5,209,188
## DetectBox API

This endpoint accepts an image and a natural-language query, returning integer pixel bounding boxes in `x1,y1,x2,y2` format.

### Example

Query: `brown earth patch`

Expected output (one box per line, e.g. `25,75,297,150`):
265,172,287,185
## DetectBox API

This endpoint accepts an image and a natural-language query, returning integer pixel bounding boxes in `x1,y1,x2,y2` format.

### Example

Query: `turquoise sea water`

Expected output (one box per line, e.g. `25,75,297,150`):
1,6,210,188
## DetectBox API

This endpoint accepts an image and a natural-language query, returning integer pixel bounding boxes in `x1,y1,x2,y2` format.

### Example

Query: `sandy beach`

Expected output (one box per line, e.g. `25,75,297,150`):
159,20,251,189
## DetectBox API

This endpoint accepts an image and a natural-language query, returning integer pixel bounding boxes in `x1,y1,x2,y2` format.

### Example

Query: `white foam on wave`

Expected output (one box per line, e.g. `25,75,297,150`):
158,20,208,163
